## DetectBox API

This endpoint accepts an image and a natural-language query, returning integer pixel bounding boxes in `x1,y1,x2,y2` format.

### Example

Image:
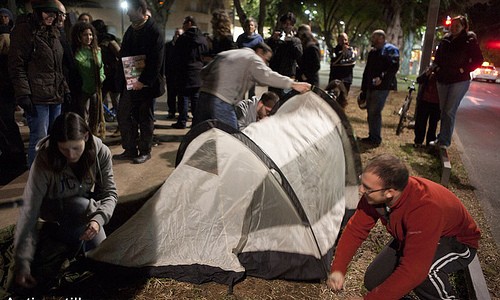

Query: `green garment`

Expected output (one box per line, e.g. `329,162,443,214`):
75,47,105,94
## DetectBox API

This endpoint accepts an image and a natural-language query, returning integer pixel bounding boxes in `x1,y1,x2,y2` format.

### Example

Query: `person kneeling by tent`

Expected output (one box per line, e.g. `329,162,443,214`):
327,154,480,299
235,91,279,130
10,112,117,294
193,42,311,129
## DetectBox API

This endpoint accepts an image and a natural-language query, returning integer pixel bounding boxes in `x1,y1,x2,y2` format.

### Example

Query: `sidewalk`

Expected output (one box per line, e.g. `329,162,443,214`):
0,96,184,229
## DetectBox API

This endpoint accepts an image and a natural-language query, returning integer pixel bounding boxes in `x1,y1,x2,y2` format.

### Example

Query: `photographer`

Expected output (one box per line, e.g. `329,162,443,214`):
328,33,357,93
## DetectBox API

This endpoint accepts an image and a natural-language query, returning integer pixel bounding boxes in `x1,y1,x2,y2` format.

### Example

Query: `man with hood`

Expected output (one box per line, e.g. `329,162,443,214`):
113,0,165,164
171,15,208,129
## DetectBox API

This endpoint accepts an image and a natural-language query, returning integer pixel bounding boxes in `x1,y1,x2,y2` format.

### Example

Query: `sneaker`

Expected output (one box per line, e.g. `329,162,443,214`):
133,153,151,164
429,140,448,149
113,150,138,160
171,122,186,129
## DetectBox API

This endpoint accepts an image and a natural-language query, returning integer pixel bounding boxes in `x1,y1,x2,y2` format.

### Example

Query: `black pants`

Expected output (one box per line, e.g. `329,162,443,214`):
364,237,476,299
414,100,440,145
117,90,155,155
166,80,181,116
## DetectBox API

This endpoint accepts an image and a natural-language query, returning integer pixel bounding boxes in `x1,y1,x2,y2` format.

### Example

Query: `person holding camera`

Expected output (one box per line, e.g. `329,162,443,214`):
329,33,357,94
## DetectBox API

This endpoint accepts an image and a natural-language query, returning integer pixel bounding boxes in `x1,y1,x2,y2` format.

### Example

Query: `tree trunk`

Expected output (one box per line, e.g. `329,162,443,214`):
233,0,247,27
258,0,267,35
385,1,403,49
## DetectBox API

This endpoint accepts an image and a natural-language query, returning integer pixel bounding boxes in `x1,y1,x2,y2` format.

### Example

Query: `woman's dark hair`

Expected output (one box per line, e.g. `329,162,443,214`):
91,19,107,35
71,21,99,54
364,154,409,191
452,15,469,32
48,112,96,182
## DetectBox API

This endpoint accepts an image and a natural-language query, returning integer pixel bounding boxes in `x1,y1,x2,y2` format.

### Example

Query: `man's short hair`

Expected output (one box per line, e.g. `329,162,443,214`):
184,15,197,26
372,29,386,39
279,12,296,25
128,0,148,15
260,91,279,107
252,42,272,54
364,154,409,191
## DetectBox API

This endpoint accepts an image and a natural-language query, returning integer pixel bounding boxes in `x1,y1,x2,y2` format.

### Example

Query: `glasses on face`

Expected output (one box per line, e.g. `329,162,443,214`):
359,175,389,195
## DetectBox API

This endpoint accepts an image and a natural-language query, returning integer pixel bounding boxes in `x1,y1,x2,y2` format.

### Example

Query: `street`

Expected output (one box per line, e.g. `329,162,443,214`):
455,81,500,245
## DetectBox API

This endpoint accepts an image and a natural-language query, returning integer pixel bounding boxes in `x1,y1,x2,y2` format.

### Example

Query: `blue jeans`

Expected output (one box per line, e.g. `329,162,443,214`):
27,104,61,167
366,90,390,144
192,92,238,129
177,87,199,126
436,80,470,147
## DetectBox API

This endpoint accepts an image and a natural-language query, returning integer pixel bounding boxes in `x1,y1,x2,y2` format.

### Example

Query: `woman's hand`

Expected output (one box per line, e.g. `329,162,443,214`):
79,220,100,241
16,272,37,288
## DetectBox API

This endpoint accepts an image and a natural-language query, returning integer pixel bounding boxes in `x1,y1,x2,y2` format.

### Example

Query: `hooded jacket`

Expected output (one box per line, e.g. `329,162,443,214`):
8,14,68,104
173,26,209,89
13,135,117,275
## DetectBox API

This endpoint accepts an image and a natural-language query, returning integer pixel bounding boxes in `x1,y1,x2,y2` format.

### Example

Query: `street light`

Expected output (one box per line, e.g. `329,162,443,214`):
120,1,128,37
339,20,345,33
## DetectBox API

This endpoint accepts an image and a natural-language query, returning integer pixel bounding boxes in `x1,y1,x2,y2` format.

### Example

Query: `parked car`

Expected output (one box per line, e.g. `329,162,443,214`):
472,62,499,83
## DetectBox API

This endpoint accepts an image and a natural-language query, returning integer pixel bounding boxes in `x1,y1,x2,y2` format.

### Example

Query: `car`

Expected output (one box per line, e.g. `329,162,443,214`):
472,63,499,83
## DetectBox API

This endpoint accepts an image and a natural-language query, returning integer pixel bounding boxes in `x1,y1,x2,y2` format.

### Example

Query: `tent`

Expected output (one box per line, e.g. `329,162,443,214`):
88,89,361,286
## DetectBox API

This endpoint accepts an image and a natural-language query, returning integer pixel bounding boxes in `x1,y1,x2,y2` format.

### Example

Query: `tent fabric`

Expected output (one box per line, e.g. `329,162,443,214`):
88,90,361,285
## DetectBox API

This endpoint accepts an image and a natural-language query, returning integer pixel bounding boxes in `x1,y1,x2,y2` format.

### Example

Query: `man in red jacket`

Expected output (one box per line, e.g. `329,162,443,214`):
327,154,480,299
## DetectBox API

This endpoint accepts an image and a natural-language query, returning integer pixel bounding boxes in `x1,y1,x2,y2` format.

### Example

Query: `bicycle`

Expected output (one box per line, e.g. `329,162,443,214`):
395,79,416,136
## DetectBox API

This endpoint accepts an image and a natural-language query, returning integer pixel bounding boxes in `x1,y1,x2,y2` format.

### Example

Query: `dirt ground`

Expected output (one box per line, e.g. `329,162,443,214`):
9,87,500,299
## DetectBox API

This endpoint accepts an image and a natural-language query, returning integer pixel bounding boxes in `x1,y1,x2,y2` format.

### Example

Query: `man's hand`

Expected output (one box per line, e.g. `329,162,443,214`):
326,271,345,291
80,220,100,241
16,272,37,288
132,81,145,91
372,77,382,86
291,82,311,93
17,95,35,116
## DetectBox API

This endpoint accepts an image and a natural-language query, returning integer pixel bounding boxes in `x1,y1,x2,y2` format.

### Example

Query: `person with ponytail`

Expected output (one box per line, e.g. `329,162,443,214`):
12,112,117,293
71,21,106,138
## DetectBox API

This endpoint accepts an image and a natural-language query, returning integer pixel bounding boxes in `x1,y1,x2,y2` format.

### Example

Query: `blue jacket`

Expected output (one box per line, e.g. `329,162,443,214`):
361,42,399,92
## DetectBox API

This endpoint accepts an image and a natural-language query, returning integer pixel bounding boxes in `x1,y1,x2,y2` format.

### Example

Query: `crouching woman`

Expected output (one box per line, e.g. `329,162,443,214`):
12,112,117,293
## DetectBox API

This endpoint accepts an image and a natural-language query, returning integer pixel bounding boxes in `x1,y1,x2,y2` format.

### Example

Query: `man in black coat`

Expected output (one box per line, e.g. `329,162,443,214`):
113,0,165,164
171,16,208,129
164,28,183,119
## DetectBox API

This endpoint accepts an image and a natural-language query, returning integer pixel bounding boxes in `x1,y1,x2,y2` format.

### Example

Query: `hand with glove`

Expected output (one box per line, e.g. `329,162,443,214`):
17,95,35,116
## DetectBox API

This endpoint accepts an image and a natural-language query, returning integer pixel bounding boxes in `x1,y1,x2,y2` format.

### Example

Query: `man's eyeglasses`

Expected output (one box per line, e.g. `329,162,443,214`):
359,175,389,195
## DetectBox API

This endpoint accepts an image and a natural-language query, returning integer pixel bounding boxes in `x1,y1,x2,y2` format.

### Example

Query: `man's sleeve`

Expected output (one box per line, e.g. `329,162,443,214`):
331,197,379,275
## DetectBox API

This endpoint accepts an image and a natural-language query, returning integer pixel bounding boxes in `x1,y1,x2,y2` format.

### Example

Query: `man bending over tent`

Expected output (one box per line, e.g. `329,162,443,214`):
235,91,278,130
192,42,311,129
327,154,480,299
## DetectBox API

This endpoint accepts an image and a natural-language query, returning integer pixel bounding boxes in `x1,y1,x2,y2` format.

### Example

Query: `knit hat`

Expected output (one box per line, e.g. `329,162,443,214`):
31,0,60,12
0,8,14,21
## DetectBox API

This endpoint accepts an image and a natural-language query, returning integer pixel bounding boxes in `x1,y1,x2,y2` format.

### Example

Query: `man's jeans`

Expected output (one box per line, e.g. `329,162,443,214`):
366,89,390,144
192,92,238,129
27,104,61,167
436,80,470,147
177,87,199,126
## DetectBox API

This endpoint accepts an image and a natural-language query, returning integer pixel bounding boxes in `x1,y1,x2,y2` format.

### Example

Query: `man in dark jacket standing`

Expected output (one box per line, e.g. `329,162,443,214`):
171,16,208,129
359,29,399,147
8,0,69,167
113,0,165,164
164,27,183,119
